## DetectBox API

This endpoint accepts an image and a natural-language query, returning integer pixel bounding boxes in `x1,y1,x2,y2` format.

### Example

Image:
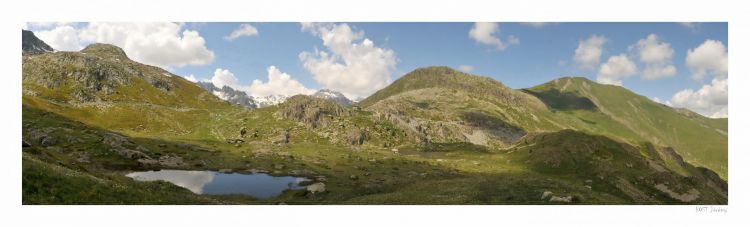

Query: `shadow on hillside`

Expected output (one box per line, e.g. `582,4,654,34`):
522,89,597,112
460,111,526,144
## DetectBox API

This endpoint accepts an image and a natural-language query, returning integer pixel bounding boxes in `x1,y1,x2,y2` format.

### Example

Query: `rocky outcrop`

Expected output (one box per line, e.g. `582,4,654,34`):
272,130,290,145
306,182,326,194
102,132,151,159
275,95,350,128
22,43,175,103
345,128,366,145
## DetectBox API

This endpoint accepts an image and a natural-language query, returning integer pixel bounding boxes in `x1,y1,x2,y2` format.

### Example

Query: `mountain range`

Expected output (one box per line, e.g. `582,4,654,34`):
21,30,728,205
196,81,353,108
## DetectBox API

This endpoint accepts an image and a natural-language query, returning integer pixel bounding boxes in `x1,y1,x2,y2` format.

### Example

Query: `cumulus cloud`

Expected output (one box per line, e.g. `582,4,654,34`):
35,25,82,51
247,66,315,97
685,40,728,81
31,22,215,68
596,54,637,86
299,23,397,99
210,68,242,89
574,35,607,70
224,24,259,41
667,39,729,118
670,78,728,118
204,67,313,98
458,65,474,72
632,34,677,80
469,22,519,50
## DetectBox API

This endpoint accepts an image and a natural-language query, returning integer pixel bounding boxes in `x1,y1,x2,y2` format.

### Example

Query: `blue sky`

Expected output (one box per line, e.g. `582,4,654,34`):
27,22,728,117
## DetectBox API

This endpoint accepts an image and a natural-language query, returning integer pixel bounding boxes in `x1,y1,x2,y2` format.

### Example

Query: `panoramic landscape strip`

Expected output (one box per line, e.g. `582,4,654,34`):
21,22,727,205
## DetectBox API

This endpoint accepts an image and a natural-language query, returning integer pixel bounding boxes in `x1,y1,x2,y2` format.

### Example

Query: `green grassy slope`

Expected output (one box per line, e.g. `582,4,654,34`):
525,77,727,179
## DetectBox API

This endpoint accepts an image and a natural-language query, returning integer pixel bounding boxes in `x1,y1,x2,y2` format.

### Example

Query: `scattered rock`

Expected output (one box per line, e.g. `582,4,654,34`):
549,195,573,203
226,138,245,144
472,161,481,166
315,176,328,182
158,155,184,167
40,136,57,147
307,182,326,194
391,148,399,152
240,127,248,138
273,130,290,145
137,158,158,165
541,191,553,200
76,153,90,163
345,128,366,145
274,164,285,170
654,183,701,202
158,144,167,148
349,175,359,181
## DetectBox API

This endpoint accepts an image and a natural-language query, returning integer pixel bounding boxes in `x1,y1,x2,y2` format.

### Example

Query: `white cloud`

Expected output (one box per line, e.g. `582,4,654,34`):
574,35,607,70
205,67,313,98
685,40,728,81
632,34,676,80
210,68,242,89
183,74,199,83
299,23,397,99
248,66,315,97
667,39,729,118
32,22,215,68
224,24,259,41
596,54,637,86
34,25,82,51
468,22,519,50
458,65,474,72
670,78,728,118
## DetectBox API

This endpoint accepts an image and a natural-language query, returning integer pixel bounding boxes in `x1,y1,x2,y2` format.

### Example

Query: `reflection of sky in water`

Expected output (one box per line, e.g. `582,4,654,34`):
126,170,309,199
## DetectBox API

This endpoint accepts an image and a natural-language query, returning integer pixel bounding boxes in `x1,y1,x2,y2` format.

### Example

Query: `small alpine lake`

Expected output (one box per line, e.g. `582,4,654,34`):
126,170,310,199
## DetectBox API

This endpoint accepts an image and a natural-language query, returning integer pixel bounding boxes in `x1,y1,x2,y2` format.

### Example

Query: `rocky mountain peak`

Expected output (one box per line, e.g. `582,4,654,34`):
22,30,53,54
81,43,129,59
312,89,353,106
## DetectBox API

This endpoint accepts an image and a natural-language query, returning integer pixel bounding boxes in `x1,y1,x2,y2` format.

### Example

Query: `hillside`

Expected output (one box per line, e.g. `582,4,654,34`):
524,77,728,178
359,67,726,179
